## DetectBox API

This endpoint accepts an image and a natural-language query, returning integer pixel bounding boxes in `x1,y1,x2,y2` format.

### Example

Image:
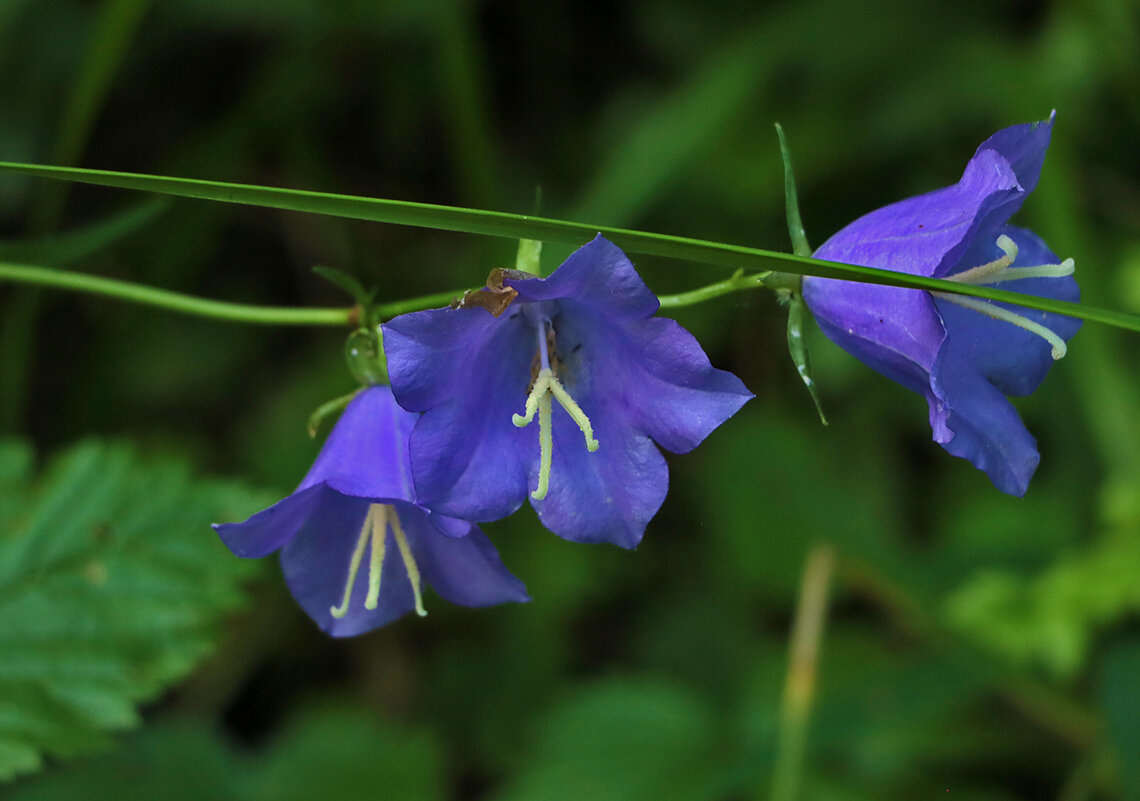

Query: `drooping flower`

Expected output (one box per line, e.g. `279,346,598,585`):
802,113,1080,495
382,235,752,548
214,385,528,637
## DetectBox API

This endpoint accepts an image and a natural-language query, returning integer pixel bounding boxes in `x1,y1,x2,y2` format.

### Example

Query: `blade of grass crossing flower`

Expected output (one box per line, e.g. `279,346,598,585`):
3,161,1140,333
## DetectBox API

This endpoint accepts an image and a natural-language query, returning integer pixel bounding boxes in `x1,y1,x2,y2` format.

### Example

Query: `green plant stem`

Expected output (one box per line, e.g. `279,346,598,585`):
657,270,767,308
769,544,836,801
0,262,350,326
0,161,1133,331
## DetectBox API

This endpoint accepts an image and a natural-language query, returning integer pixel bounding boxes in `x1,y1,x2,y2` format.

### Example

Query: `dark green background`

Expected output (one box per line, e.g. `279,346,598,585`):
2,0,1138,798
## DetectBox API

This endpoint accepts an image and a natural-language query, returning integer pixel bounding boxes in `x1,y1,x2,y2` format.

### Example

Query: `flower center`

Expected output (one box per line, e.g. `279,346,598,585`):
936,235,1076,360
330,503,427,620
512,320,599,500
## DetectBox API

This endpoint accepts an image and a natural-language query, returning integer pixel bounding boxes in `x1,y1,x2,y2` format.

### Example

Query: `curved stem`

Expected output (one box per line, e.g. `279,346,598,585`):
0,262,351,326
657,270,767,308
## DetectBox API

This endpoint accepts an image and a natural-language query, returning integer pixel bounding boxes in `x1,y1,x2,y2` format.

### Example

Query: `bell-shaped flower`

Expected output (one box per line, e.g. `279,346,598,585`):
383,236,752,548
214,385,529,637
803,113,1080,495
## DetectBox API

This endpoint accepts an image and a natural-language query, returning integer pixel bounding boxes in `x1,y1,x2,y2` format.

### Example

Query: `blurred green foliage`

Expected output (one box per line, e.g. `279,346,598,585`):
1,0,1139,799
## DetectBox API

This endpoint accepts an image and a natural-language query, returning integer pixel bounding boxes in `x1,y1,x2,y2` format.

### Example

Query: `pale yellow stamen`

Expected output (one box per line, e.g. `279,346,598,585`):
389,511,427,617
330,505,375,619
364,504,388,610
933,292,1068,359
948,234,1075,285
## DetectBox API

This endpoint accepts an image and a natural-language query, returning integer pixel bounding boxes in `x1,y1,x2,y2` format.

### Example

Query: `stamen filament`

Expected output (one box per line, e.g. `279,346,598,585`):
330,505,374,619
533,391,553,499
948,234,1076,285
933,292,1067,359
364,504,388,610
548,377,600,451
389,511,427,617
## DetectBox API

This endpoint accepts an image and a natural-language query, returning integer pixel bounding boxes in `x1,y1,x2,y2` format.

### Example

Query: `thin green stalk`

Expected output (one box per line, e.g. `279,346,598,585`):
0,262,351,326
768,544,836,801
0,161,1134,332
657,270,766,308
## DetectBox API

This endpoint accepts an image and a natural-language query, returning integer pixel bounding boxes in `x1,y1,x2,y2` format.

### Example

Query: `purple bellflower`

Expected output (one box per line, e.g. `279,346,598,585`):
383,235,752,548
802,113,1079,496
214,385,528,637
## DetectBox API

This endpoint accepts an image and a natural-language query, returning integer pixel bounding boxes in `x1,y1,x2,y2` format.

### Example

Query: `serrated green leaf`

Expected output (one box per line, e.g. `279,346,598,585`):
0,439,270,782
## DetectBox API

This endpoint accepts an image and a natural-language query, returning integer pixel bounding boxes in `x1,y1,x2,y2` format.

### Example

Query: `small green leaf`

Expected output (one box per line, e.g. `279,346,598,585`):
787,293,827,425
310,265,372,306
775,123,812,258
0,439,271,781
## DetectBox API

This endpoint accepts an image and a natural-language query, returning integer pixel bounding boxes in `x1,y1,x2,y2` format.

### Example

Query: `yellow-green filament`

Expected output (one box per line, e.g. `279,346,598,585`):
389,511,427,617
534,390,553,499
330,505,375,619
548,376,600,452
949,234,1076,285
364,504,388,610
933,292,1068,359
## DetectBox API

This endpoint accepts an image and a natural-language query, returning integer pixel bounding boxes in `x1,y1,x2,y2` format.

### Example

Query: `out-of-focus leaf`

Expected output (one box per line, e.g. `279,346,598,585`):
0,722,243,801
489,678,722,801
3,704,444,801
0,439,269,781
944,531,1140,678
1100,637,1140,800
252,704,443,801
0,199,167,265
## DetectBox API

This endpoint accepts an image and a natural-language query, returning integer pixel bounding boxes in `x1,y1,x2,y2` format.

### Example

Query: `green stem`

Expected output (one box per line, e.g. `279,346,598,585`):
0,262,350,326
769,544,836,801
657,270,767,308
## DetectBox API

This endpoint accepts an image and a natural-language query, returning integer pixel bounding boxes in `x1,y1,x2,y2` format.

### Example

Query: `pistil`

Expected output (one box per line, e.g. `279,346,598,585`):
513,321,600,500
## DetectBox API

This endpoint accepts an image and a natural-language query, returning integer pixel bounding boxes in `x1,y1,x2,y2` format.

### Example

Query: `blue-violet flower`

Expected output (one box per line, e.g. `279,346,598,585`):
802,113,1079,495
214,385,529,637
383,235,752,548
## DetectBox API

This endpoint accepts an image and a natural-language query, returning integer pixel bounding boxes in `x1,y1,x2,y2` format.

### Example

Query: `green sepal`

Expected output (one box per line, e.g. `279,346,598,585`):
307,390,360,438
787,292,827,425
311,265,374,308
775,123,812,258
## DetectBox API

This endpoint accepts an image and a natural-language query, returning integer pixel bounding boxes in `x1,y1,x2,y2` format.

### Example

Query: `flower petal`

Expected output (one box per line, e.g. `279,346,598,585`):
929,347,1040,496
401,505,530,606
506,235,660,320
388,307,535,521
936,226,1081,397
297,385,415,502
213,483,333,558
803,281,946,397
534,407,669,548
